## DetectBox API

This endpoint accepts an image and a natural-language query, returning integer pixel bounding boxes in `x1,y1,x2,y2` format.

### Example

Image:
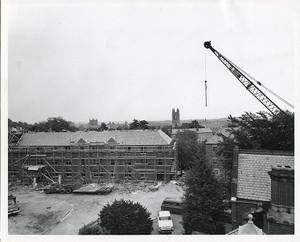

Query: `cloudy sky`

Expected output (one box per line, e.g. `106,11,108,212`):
7,0,298,124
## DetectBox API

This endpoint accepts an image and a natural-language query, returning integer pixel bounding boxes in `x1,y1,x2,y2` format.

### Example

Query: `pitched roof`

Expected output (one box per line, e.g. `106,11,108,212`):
227,215,265,235
171,128,212,134
17,130,173,146
237,151,294,201
205,135,223,144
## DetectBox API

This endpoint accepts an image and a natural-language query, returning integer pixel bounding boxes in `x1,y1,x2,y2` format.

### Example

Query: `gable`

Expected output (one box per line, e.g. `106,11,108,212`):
107,137,116,143
77,137,87,144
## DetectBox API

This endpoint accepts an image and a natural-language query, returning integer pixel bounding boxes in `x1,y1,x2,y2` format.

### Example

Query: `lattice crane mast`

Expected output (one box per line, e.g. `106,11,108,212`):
204,41,292,118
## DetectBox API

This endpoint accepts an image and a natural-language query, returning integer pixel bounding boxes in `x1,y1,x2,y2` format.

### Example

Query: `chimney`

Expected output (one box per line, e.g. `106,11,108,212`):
267,165,294,234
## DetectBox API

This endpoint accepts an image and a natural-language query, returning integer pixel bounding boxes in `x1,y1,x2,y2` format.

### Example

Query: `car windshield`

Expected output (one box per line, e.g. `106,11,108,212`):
159,216,171,221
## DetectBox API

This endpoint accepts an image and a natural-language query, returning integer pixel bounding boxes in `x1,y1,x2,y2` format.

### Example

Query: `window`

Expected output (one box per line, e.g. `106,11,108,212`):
111,161,115,166
213,168,220,178
212,146,218,153
65,159,72,165
65,173,72,178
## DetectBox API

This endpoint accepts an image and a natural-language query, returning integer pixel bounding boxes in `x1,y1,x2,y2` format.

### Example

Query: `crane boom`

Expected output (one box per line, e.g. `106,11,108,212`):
204,41,288,117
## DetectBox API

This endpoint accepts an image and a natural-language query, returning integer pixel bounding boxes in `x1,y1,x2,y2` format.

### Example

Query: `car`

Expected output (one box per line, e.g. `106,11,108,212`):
157,211,174,234
161,197,183,214
8,194,20,216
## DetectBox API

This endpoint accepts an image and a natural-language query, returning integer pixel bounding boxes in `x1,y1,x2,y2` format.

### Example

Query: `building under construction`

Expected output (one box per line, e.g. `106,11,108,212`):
8,130,176,185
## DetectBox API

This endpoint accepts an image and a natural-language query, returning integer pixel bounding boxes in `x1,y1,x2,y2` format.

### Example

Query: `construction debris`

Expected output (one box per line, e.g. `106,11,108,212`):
73,183,114,195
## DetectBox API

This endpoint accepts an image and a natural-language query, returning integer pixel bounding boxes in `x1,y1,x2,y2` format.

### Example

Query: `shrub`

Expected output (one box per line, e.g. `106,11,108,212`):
99,199,153,235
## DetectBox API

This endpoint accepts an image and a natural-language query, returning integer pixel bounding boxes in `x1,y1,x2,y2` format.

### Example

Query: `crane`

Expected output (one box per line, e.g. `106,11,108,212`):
203,41,293,118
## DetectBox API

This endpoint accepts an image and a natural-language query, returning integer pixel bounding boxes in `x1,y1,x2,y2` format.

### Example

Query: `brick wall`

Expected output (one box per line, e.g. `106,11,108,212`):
269,222,294,234
231,199,266,231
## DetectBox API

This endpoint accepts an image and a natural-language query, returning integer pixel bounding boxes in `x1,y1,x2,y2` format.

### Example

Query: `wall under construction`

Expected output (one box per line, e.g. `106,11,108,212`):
8,131,176,185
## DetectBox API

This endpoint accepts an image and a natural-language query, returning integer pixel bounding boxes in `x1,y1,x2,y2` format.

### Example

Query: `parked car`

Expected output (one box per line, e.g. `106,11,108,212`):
44,182,74,194
8,194,20,216
157,211,174,234
161,197,183,214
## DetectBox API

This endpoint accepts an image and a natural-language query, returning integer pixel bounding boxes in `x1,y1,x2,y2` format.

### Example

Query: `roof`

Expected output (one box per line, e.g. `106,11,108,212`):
227,215,265,235
205,134,223,144
158,211,171,217
163,197,183,203
17,130,173,147
237,151,294,201
172,128,212,134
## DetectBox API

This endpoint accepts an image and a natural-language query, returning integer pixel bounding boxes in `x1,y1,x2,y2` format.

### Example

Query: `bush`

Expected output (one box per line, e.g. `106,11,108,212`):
79,220,109,235
99,199,153,235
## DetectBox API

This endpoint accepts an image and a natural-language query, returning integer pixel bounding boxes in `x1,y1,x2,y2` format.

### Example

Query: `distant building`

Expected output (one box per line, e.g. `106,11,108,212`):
230,149,294,234
205,128,231,182
8,130,176,184
172,108,180,128
89,118,98,126
171,127,213,143
201,120,229,133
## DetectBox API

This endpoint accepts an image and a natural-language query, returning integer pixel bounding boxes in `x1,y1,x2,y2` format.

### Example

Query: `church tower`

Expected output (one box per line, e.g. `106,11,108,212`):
172,108,180,128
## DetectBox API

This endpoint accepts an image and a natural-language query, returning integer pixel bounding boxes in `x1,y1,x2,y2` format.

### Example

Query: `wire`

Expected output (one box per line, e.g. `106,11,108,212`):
218,50,294,109
204,49,208,107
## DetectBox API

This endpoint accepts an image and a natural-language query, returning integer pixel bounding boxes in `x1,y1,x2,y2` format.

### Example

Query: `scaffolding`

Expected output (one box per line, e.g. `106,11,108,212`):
8,143,176,185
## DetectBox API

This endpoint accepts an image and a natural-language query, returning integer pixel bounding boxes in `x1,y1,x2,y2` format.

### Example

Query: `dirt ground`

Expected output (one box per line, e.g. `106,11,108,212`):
8,182,185,235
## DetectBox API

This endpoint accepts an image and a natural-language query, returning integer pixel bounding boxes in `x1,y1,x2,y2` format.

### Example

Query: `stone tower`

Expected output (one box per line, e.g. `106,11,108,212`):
172,108,180,128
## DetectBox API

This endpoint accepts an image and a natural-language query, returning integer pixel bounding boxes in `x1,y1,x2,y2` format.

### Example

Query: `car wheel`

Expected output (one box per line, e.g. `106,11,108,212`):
66,187,72,194
60,188,66,194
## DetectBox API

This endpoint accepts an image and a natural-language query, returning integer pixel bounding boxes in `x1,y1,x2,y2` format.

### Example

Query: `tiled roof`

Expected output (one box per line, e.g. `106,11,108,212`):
171,128,212,134
17,130,172,146
237,152,294,201
205,135,223,144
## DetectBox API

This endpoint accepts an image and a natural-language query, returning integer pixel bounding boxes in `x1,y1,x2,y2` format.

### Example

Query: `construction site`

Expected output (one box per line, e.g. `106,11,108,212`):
8,130,177,186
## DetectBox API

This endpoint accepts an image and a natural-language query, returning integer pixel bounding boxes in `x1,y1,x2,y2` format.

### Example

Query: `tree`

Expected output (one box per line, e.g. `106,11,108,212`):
161,125,172,137
139,120,149,129
129,119,140,130
179,120,205,129
177,130,204,171
182,159,227,234
217,110,294,182
8,118,32,132
28,117,78,132
99,199,153,235
100,122,108,131
190,120,200,129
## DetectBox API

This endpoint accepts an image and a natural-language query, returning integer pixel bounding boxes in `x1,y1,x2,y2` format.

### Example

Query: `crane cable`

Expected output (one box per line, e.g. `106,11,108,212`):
218,50,294,109
204,48,208,107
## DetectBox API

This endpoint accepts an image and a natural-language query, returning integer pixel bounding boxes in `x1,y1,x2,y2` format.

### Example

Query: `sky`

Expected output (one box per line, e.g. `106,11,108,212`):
6,0,299,124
